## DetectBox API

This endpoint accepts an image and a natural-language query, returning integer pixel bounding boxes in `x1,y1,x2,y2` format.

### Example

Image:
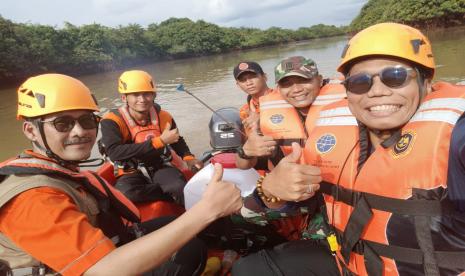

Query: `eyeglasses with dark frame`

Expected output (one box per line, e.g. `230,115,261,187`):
40,114,100,133
343,66,416,94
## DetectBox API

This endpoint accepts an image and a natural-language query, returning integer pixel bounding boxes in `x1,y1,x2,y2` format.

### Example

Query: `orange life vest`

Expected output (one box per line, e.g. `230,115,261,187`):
304,82,346,134
260,83,346,157
0,152,141,239
304,82,465,275
240,88,275,137
118,105,162,144
116,105,188,173
244,88,275,114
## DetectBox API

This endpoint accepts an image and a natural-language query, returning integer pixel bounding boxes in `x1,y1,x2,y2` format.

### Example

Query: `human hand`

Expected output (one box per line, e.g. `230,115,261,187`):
159,122,179,145
186,159,204,172
242,110,260,132
262,142,321,202
242,124,277,157
201,163,242,219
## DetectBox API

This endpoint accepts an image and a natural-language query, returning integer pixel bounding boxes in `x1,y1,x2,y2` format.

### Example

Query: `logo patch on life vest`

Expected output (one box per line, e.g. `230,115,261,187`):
315,134,337,154
270,114,284,124
391,131,416,158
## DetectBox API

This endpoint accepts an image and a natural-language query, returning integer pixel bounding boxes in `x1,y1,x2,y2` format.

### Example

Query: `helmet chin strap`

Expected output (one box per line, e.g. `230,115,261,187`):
414,67,427,102
37,122,104,168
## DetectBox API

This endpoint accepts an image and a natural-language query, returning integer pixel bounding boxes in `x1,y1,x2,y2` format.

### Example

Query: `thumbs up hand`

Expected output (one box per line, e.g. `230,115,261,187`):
241,123,277,158
160,122,179,145
261,142,321,202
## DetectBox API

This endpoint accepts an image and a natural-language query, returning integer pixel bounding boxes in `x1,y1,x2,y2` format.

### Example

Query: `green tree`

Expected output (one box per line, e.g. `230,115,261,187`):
0,15,347,85
350,0,465,31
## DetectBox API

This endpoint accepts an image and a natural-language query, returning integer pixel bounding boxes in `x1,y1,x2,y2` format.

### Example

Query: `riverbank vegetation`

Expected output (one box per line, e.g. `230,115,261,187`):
2,0,464,86
0,16,345,85
350,0,465,31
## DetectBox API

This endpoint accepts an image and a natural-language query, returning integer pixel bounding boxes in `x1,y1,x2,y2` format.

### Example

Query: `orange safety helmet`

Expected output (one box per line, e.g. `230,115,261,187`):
17,74,99,119
338,22,435,78
118,70,156,94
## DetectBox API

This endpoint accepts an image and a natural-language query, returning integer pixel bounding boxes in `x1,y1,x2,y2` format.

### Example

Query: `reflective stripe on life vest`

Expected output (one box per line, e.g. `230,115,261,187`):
304,82,465,276
115,106,188,173
118,105,161,144
260,83,347,162
259,90,306,140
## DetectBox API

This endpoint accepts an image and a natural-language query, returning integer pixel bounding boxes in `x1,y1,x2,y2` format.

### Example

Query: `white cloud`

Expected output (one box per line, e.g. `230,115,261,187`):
198,0,305,23
0,0,368,29
91,0,150,14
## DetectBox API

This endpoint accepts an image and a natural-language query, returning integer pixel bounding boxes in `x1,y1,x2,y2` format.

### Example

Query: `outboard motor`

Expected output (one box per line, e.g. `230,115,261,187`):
208,107,244,151
184,107,258,209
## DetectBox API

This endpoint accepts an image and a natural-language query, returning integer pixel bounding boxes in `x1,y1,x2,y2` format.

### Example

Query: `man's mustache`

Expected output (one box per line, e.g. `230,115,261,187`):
64,137,92,146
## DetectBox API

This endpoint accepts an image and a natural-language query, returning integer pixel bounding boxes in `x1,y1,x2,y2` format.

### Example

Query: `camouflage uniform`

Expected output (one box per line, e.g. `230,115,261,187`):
238,56,331,244
240,191,331,242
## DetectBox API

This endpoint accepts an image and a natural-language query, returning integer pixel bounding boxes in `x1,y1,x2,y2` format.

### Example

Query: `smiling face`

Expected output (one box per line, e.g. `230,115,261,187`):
346,58,422,131
122,92,155,113
24,110,97,161
278,75,321,110
236,72,268,97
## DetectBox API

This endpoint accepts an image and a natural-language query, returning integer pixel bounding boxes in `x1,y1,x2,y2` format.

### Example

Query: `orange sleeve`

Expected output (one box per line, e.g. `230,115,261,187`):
151,137,165,149
239,103,249,121
0,187,116,276
103,111,131,143
182,155,195,161
150,110,175,149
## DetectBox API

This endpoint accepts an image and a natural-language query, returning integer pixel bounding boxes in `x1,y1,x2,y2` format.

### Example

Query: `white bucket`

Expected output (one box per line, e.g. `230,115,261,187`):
184,162,259,209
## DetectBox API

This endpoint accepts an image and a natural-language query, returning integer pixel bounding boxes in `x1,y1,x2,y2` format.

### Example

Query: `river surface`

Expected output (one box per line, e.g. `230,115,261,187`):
1,26,464,160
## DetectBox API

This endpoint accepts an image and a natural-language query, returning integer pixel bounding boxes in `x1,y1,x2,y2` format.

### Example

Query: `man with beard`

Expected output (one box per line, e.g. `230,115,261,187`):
0,73,242,275
100,70,203,205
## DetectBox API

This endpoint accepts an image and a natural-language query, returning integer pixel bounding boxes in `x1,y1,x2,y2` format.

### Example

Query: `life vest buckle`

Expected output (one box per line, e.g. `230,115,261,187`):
132,223,144,238
327,233,340,255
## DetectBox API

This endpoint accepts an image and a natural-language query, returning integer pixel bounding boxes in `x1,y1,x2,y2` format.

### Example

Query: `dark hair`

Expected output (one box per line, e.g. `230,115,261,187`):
25,117,41,127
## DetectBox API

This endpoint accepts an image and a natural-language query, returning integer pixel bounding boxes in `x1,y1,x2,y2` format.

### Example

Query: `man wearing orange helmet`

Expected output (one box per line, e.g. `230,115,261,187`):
0,74,242,275
233,23,465,275
100,70,203,205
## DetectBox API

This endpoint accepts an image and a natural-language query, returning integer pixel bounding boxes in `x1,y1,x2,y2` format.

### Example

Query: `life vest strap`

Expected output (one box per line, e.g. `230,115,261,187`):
345,235,465,270
340,194,373,264
331,193,465,274
322,179,465,274
414,215,440,275
336,193,383,276
319,181,457,216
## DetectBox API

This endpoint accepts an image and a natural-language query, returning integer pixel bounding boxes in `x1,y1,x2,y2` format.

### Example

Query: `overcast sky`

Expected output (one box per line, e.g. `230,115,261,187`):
0,0,367,29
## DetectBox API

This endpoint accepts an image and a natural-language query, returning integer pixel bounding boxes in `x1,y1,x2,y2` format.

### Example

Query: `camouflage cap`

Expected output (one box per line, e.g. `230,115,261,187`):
274,56,319,83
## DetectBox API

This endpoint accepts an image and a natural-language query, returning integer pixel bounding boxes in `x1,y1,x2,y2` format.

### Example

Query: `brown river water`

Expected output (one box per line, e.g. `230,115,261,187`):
1,26,464,161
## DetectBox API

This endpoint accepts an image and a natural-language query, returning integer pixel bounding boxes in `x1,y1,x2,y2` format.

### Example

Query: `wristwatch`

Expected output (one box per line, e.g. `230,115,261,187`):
237,145,253,160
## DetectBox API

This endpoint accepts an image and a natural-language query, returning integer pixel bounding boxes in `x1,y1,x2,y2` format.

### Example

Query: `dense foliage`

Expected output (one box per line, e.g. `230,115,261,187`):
0,16,345,85
350,0,465,31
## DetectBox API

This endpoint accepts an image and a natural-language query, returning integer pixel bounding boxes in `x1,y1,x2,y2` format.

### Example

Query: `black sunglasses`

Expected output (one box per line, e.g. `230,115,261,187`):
40,114,100,133
343,66,415,94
